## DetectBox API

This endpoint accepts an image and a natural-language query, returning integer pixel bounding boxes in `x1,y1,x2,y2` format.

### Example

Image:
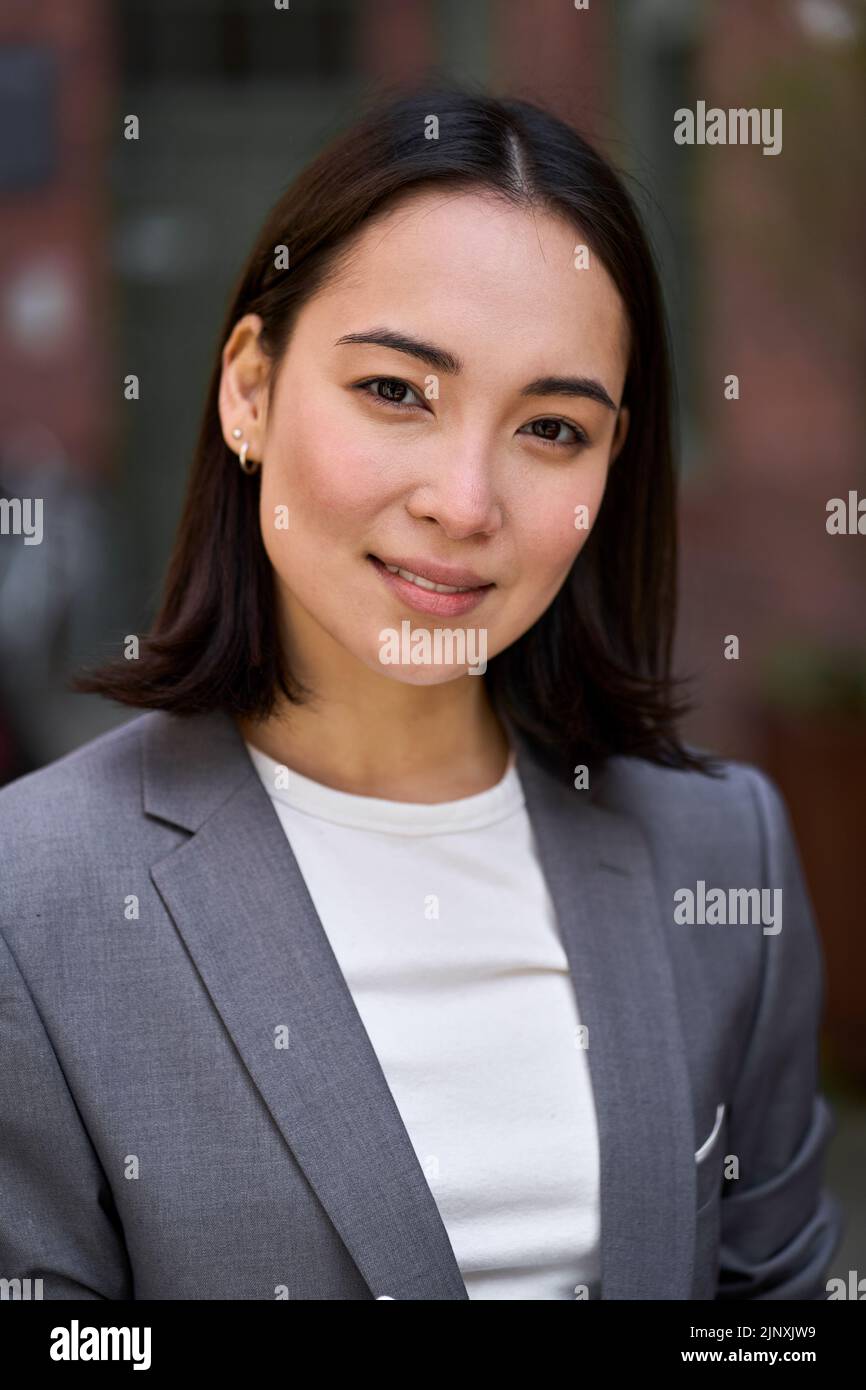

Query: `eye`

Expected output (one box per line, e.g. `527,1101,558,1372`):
354,377,426,410
518,417,589,449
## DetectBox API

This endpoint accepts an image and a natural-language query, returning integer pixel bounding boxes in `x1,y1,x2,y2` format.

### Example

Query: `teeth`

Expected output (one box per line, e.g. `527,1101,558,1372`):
384,563,474,594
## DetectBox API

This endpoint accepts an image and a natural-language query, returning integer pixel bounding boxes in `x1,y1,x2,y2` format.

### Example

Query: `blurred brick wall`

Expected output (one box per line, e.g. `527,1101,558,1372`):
677,0,866,760
358,0,435,85
493,0,614,142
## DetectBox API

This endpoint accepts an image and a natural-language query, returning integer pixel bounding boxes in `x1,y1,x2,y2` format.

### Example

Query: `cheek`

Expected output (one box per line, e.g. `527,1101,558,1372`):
515,453,610,584
259,391,386,551
484,453,611,652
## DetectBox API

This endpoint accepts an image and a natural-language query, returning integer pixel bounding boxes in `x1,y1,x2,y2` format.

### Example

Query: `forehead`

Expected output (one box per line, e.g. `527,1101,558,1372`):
304,188,631,389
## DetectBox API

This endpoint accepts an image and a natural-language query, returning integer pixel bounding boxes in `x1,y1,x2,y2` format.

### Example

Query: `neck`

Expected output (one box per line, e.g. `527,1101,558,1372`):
235,673,511,804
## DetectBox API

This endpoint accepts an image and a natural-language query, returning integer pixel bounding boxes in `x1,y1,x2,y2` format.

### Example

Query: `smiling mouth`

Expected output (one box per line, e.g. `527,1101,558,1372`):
366,554,494,595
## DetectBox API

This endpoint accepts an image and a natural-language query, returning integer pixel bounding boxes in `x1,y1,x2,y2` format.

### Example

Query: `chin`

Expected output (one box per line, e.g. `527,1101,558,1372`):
361,652,484,685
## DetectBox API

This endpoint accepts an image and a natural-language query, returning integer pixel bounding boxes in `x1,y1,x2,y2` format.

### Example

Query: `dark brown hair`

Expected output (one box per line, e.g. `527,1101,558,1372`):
73,84,716,776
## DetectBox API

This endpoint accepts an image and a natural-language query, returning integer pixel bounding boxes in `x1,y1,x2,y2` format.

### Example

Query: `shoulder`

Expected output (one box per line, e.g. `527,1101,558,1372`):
597,747,817,966
0,712,168,930
598,748,791,875
0,712,151,830
599,750,822,1077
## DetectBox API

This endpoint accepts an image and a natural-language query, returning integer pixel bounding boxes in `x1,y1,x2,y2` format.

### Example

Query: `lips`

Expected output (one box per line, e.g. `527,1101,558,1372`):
367,554,494,618
368,553,492,591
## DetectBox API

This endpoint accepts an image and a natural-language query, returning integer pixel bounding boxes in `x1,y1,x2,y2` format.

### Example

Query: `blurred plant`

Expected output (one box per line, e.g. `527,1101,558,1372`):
760,640,866,718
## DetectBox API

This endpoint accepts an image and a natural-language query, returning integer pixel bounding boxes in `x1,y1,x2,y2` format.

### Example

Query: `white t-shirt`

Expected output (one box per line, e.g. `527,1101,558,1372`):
245,738,601,1300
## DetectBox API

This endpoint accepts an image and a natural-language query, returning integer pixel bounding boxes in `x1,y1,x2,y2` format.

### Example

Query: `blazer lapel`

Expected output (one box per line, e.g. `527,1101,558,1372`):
143,709,469,1300
501,712,697,1298
142,706,695,1301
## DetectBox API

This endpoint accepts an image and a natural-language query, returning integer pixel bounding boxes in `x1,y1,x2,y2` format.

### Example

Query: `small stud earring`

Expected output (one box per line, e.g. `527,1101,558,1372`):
232,427,243,440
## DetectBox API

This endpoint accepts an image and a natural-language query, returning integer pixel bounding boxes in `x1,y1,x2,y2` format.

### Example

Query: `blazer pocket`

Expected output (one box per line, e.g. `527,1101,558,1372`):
694,1103,726,1211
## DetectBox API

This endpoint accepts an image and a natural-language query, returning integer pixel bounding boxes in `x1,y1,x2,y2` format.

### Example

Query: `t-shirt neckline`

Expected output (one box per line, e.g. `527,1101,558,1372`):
244,739,523,836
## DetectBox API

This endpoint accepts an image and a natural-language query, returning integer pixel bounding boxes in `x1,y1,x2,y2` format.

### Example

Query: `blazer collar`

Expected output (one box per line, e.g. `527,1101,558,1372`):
142,707,696,1300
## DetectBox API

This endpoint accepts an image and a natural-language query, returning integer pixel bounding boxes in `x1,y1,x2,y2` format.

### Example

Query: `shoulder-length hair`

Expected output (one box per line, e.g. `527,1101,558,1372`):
73,84,715,776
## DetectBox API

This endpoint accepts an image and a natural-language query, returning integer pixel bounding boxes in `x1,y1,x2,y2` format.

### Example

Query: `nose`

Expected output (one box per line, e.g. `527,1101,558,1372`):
406,435,504,539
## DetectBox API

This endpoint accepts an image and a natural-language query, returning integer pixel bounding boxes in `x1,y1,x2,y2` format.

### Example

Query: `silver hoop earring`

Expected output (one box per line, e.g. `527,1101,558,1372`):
238,439,260,475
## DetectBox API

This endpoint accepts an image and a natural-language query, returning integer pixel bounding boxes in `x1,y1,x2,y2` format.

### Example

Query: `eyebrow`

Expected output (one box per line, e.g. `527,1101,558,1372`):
334,328,462,375
334,327,618,410
519,375,617,412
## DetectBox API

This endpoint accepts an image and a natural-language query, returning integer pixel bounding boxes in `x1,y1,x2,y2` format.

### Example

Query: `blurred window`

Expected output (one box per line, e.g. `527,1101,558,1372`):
616,0,704,473
120,0,357,83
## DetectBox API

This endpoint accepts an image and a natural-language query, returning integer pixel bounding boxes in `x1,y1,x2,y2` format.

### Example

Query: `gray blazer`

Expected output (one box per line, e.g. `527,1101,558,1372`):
0,707,843,1299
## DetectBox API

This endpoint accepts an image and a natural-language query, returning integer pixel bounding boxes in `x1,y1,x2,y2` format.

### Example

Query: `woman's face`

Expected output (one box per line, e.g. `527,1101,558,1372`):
221,189,630,685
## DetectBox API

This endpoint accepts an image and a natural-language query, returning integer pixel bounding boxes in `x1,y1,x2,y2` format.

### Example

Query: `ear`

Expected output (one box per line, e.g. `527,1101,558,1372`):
609,404,630,465
217,313,270,460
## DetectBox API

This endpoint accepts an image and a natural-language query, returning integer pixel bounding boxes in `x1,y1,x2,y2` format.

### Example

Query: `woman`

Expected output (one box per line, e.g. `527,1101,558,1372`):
0,87,842,1300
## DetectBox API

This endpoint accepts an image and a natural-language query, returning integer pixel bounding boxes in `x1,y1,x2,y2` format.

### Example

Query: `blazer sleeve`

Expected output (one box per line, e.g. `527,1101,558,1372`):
715,766,845,1299
0,927,133,1299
